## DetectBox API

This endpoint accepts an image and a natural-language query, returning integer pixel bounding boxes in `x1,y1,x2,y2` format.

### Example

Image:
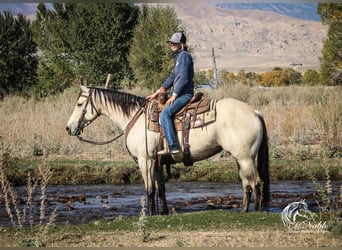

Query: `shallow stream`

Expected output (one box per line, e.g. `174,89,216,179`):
0,181,340,227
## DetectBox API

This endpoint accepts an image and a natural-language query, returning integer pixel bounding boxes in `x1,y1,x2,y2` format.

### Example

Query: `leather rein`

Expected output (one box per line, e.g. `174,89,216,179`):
76,88,148,145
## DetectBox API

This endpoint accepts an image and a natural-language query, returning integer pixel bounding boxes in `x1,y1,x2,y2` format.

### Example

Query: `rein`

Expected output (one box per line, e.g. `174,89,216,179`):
77,132,124,145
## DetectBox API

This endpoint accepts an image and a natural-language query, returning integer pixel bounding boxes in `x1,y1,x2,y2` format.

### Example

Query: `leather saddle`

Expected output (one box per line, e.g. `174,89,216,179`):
147,92,217,166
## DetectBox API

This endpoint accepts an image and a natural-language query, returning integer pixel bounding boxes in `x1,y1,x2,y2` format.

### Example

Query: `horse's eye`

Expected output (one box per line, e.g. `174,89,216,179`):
77,103,83,107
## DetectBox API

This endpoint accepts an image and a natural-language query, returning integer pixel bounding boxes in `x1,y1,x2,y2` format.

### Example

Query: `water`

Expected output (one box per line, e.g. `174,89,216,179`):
0,181,340,227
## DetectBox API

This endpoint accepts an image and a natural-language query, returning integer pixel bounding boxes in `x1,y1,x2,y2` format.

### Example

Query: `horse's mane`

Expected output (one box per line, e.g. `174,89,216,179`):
91,87,146,117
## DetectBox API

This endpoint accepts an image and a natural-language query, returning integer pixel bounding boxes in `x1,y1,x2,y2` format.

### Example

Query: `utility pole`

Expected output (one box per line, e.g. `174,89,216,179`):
212,47,219,88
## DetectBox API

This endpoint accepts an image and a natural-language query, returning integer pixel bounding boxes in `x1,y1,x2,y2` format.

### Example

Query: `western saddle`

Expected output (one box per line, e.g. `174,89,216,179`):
147,92,217,166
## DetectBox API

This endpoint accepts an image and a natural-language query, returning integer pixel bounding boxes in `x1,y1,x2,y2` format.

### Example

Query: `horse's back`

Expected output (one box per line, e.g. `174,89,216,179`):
214,98,263,156
216,97,255,113
216,98,260,124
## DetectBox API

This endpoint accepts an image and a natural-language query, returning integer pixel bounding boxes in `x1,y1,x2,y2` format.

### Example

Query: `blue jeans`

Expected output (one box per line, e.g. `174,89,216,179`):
159,94,192,150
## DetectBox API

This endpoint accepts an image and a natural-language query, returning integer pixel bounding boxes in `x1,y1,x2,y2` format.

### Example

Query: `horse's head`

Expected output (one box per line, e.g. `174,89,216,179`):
66,85,100,136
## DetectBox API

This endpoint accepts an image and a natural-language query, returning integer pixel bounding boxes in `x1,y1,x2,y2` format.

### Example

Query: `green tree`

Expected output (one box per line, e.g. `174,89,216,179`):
33,3,139,96
218,69,228,86
0,11,38,96
318,3,342,85
226,72,235,85
302,69,320,85
236,69,248,85
246,72,260,86
194,71,208,86
284,68,302,85
129,5,184,89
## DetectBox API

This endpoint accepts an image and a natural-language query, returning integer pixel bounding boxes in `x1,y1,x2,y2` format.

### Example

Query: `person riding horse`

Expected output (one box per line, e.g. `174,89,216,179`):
147,32,194,155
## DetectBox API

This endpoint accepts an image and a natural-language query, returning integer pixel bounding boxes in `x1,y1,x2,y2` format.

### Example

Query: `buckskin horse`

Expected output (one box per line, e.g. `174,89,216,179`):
66,85,270,214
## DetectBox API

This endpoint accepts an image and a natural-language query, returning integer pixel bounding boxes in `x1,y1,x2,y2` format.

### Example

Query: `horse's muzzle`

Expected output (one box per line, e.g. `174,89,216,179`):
66,126,72,135
66,126,79,136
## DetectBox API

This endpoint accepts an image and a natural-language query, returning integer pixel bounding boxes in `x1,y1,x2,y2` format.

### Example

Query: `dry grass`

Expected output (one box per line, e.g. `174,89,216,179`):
0,229,339,247
208,85,341,158
68,230,342,247
0,87,127,160
0,85,341,161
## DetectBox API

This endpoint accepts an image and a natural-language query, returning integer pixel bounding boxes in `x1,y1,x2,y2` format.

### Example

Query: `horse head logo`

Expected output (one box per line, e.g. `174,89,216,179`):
281,201,316,226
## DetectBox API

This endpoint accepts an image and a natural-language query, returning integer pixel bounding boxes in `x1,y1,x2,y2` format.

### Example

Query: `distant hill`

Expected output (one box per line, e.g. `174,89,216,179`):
171,3,327,72
215,3,321,21
0,3,38,16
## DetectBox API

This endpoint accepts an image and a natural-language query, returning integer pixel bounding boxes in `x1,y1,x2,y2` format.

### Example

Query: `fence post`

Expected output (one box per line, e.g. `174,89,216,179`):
212,48,219,87
105,74,113,89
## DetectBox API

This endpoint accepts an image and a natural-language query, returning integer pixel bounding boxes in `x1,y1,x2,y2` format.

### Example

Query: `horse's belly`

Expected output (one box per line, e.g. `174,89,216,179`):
190,145,222,161
183,126,221,161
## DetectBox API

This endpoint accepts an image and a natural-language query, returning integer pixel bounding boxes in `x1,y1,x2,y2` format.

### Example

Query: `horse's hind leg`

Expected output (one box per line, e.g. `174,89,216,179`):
241,183,252,212
253,182,262,211
237,158,261,212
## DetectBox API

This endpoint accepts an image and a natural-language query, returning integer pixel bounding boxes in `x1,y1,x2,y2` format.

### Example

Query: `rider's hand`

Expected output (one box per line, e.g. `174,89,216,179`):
166,95,176,105
147,92,158,100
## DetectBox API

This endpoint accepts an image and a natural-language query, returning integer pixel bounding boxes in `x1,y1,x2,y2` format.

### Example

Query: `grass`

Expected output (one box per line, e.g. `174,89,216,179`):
79,210,281,232
0,211,340,247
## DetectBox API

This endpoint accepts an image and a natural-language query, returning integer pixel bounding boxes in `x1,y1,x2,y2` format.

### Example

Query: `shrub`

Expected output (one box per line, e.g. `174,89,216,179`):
303,69,320,86
259,70,287,86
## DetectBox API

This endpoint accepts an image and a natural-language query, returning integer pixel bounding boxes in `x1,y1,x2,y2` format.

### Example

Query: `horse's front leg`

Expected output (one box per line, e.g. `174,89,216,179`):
138,158,156,215
147,186,156,215
155,163,169,215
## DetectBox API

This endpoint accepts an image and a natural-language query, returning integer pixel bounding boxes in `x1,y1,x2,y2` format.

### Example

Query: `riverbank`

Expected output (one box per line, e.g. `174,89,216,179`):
1,156,341,186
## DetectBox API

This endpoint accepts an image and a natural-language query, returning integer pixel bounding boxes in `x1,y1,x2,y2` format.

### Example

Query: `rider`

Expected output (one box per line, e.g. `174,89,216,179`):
147,32,194,155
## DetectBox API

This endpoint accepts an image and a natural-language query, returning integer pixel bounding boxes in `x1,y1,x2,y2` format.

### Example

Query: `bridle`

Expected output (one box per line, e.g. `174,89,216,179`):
75,87,148,145
75,88,100,137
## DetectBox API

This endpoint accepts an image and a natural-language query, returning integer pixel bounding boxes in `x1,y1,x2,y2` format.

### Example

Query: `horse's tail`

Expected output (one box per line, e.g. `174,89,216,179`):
256,111,270,210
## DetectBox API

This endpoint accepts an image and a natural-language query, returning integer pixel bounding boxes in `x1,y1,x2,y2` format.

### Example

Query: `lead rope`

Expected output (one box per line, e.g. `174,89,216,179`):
144,105,150,215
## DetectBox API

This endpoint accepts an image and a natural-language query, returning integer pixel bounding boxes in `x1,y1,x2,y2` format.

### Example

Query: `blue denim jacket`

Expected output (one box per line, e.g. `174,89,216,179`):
162,50,194,97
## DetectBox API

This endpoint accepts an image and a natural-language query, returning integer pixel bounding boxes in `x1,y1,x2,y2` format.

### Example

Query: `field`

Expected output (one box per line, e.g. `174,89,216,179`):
0,84,341,247
0,84,341,161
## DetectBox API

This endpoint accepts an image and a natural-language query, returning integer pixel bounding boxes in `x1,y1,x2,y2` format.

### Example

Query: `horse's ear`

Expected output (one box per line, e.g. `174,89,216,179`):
80,85,88,93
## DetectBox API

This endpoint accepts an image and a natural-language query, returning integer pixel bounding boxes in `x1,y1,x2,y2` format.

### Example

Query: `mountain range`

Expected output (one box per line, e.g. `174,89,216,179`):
1,2,327,73
0,2,321,21
215,3,321,21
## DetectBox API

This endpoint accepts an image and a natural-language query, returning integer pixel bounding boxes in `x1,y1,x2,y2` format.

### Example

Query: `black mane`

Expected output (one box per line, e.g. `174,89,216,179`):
91,87,147,117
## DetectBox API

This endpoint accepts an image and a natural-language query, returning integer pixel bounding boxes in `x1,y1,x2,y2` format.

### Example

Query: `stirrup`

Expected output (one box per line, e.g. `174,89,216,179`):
157,149,180,155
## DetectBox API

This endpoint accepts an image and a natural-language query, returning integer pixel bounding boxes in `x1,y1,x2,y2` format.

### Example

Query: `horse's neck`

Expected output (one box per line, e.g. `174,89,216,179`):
96,96,140,130
98,105,128,130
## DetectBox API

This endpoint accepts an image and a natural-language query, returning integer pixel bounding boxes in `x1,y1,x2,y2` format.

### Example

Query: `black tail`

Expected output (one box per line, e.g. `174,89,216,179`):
257,113,270,210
